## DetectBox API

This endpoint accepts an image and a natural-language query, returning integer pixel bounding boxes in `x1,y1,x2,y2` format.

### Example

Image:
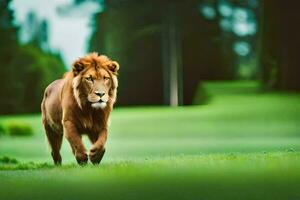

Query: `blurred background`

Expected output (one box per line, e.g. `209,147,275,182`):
0,0,300,163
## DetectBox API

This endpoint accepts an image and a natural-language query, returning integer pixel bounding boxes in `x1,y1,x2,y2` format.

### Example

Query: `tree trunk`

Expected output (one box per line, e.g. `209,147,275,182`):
260,0,300,90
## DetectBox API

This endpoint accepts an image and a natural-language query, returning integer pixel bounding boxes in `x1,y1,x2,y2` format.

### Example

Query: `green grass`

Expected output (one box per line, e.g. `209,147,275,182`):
1,152,300,200
0,81,300,200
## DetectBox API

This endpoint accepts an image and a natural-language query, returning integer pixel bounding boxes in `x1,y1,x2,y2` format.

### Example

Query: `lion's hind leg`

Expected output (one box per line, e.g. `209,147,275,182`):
44,124,63,165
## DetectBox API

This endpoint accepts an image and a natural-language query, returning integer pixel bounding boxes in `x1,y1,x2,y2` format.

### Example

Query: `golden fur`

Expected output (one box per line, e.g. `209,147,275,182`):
41,53,119,165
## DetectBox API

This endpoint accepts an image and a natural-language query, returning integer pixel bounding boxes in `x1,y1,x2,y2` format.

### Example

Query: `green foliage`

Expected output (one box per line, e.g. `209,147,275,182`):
7,122,33,137
0,0,18,55
0,123,5,136
0,44,65,114
17,44,65,112
0,161,52,170
0,0,19,114
0,156,18,164
0,0,66,114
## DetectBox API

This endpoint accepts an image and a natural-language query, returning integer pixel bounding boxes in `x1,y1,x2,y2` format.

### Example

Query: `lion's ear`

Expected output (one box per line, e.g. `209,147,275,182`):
107,61,120,74
72,60,85,76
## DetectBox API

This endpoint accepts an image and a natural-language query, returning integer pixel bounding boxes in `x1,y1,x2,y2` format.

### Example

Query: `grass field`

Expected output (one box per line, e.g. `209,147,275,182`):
1,81,300,200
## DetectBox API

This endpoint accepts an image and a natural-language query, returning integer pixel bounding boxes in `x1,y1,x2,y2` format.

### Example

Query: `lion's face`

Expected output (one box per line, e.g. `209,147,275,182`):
83,68,112,109
72,53,119,110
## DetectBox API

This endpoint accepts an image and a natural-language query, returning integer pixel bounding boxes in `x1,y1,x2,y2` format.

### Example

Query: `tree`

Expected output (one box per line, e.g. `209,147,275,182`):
0,0,66,114
89,0,228,105
259,0,300,90
0,0,20,113
15,45,65,113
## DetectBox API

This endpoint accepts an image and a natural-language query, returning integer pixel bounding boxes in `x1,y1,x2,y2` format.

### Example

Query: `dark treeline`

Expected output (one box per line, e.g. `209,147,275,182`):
89,0,300,107
89,0,253,106
0,0,65,114
259,0,300,91
90,0,232,106
1,0,300,114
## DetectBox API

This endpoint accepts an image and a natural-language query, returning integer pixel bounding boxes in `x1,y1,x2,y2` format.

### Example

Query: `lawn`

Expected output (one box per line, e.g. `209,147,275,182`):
1,81,300,200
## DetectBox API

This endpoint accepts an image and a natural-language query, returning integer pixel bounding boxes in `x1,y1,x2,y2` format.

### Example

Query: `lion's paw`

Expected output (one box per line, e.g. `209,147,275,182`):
89,147,106,165
75,152,88,165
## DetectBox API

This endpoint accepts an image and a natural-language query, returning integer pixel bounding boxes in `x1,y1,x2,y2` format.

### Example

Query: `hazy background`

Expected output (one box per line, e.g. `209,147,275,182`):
2,0,300,114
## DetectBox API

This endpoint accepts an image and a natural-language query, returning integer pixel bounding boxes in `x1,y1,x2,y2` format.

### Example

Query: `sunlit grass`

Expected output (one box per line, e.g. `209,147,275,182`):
0,81,300,200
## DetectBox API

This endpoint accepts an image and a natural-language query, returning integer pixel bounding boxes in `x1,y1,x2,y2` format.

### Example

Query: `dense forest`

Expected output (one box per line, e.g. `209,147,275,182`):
89,0,300,106
0,0,65,114
1,0,300,114
259,0,300,91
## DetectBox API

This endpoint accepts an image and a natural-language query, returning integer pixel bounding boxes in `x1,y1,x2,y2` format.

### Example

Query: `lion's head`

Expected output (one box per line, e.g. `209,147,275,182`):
71,53,119,110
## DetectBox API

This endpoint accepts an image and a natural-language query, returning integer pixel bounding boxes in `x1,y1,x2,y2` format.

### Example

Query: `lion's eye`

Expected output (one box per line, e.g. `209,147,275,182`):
85,76,93,82
104,76,110,81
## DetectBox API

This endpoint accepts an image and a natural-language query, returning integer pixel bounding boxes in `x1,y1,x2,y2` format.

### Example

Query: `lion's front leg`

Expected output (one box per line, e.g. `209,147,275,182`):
63,120,88,165
89,128,107,165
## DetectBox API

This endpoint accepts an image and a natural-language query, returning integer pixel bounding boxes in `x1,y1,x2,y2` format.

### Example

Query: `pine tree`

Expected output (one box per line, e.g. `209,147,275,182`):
0,0,21,113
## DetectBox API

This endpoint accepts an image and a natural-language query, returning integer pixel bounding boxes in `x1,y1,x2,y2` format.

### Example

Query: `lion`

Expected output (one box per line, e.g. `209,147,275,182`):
41,53,119,165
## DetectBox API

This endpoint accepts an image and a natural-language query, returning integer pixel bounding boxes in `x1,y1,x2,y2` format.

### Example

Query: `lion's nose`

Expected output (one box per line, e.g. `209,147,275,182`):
95,91,105,97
